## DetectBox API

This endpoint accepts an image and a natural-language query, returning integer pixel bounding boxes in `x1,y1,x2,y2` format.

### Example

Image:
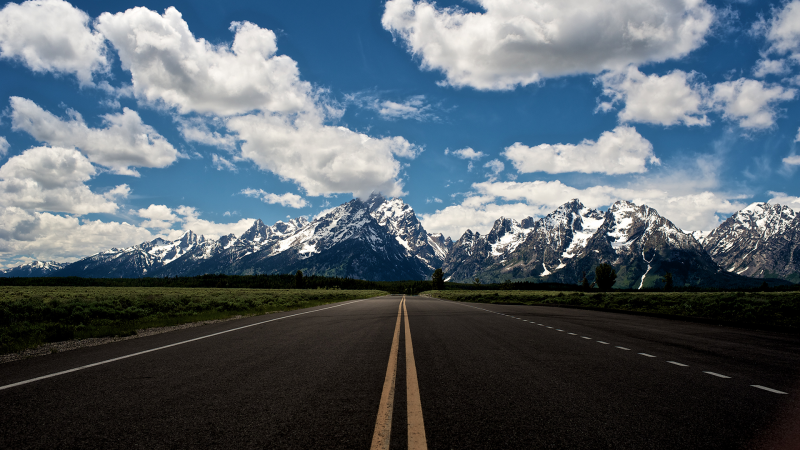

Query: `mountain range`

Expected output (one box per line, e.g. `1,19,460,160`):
2,194,798,288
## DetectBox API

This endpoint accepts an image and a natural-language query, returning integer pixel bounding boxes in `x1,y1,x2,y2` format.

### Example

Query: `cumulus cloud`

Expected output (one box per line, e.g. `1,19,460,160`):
784,154,800,166
597,66,710,126
240,188,308,208
0,206,154,263
711,78,797,129
420,200,546,241
382,0,715,90
176,116,237,150
0,137,8,157
768,191,800,207
96,8,314,116
0,146,124,215
752,58,791,78
135,204,177,232
165,205,256,240
211,154,237,172
445,147,485,160
10,97,180,176
483,159,504,180
227,112,421,198
757,0,800,62
504,126,659,175
0,0,107,86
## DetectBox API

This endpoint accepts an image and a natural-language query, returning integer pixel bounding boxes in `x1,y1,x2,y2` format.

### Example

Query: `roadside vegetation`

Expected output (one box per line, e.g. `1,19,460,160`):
423,290,800,331
0,287,386,354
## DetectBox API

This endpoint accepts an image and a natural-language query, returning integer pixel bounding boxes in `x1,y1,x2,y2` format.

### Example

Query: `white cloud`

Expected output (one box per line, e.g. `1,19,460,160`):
382,0,715,90
10,97,180,176
176,116,237,150
165,205,256,240
597,66,710,126
211,154,237,172
767,191,800,207
504,126,659,175
0,146,123,215
483,159,504,180
445,147,485,160
426,197,442,204
711,78,797,129
784,154,800,165
96,8,314,116
796,127,800,142
759,0,800,62
376,95,435,121
227,112,421,198
420,200,545,241
0,0,108,86
0,206,154,263
753,58,791,78
0,137,8,157
241,188,309,208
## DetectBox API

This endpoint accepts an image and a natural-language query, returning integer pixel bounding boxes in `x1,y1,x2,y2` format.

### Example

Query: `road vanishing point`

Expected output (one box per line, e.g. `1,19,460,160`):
1,295,799,449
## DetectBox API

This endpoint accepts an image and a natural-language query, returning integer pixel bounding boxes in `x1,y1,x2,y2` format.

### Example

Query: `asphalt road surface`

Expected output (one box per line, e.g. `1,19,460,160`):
1,294,799,449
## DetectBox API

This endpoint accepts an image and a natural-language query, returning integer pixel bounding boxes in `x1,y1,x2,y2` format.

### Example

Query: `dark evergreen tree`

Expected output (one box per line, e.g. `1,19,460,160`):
663,272,673,291
581,271,590,290
595,264,617,291
295,270,304,289
431,268,444,290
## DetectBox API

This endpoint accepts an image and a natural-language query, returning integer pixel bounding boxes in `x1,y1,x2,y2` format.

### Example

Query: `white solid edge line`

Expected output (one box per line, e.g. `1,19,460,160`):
667,361,688,367
616,346,630,350
751,385,787,394
0,299,367,391
703,371,731,379
639,353,656,357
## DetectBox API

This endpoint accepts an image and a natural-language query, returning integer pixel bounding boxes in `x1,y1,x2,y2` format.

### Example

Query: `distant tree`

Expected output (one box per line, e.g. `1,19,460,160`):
295,270,304,289
662,272,673,291
473,277,481,285
594,264,616,291
581,272,590,290
432,268,445,290
760,281,769,291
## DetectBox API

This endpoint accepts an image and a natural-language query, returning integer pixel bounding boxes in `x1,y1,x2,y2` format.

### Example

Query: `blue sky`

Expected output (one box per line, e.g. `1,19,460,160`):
1,0,800,267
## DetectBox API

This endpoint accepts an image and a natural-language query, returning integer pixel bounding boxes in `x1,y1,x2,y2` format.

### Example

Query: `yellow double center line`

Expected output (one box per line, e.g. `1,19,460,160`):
371,296,427,450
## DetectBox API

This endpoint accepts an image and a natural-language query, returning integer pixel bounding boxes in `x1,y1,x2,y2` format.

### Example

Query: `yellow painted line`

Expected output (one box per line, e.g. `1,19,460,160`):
403,296,428,450
370,297,403,450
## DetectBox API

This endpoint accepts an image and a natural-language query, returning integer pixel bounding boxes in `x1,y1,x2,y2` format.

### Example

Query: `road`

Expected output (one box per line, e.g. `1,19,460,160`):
1,294,799,449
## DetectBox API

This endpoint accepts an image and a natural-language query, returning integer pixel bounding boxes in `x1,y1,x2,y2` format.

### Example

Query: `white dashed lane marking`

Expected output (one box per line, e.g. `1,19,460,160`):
704,371,731,379
751,385,787,394
451,300,788,395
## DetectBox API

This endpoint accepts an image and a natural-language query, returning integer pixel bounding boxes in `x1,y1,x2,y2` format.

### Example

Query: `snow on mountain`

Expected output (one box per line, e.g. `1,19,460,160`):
8,196,798,285
702,202,800,281
0,260,68,277
445,199,726,288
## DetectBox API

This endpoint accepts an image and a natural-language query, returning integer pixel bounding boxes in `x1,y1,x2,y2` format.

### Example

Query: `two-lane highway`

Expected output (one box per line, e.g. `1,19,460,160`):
1,295,799,449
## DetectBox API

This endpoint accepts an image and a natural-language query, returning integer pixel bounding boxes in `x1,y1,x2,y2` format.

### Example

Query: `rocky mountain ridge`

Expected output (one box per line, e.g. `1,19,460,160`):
2,197,798,286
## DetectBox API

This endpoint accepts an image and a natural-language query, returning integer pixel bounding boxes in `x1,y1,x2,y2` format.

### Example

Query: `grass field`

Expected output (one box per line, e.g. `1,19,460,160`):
0,287,387,354
424,290,800,330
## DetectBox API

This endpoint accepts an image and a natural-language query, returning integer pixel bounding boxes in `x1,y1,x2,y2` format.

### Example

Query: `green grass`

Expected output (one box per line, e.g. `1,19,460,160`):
0,287,387,353
423,290,800,330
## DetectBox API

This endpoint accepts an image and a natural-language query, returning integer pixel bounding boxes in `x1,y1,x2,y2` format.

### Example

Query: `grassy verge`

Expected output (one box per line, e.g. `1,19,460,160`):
423,290,800,330
0,287,387,353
